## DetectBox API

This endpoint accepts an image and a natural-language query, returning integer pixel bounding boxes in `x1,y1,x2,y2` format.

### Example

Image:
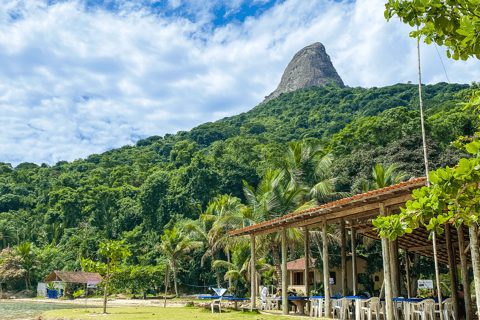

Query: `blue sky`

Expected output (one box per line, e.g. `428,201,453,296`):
1,0,479,167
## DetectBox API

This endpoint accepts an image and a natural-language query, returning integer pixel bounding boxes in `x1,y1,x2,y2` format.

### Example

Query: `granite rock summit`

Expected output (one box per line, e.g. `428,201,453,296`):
262,42,344,104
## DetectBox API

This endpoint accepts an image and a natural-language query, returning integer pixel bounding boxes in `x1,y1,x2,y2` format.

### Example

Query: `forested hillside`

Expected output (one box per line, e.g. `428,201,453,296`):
0,82,477,295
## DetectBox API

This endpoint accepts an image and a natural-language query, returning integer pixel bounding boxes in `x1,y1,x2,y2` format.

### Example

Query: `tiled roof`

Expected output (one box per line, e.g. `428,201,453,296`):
286,257,316,270
230,177,427,236
43,271,103,284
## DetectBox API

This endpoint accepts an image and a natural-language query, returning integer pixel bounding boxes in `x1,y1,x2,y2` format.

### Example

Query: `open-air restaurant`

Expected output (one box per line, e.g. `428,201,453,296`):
229,178,477,320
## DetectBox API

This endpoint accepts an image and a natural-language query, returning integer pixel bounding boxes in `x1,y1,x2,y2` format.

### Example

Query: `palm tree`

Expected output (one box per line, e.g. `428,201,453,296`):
16,242,37,289
158,227,202,297
243,169,309,287
282,140,345,204
0,220,15,249
183,195,245,287
362,164,409,192
212,243,271,295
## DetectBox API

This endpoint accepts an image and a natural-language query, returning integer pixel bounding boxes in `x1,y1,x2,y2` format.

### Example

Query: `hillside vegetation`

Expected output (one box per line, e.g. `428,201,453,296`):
0,82,476,295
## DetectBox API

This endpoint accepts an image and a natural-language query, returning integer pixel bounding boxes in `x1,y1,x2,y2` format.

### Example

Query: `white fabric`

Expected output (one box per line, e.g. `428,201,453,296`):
212,288,227,296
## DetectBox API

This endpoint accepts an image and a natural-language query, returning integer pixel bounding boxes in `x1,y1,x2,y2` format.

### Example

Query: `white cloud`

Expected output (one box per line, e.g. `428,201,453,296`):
0,0,479,166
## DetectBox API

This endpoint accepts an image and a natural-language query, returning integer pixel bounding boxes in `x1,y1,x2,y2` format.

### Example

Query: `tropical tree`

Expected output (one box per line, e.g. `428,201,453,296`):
82,240,131,314
281,140,343,204
362,164,409,192
0,248,25,291
16,242,37,289
384,0,480,61
243,169,309,286
0,220,15,249
212,243,271,296
183,195,244,287
157,227,202,297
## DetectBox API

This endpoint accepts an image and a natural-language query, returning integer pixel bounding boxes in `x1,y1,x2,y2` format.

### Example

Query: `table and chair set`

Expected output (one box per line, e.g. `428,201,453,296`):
309,296,456,320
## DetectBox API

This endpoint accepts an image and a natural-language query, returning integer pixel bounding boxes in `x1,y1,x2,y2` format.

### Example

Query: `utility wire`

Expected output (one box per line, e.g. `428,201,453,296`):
434,43,451,83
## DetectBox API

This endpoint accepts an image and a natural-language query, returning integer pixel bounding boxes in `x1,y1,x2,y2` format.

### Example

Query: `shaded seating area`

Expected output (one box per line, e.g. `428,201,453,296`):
229,177,478,320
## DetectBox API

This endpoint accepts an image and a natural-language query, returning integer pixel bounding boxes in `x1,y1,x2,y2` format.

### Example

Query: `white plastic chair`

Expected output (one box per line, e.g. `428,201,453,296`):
334,298,351,320
394,297,405,320
437,298,455,320
360,297,382,320
261,296,273,310
211,297,222,313
411,299,435,320
310,297,324,317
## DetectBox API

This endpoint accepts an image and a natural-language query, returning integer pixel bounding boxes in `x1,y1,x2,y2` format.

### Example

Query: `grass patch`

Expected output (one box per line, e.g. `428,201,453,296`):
43,306,294,319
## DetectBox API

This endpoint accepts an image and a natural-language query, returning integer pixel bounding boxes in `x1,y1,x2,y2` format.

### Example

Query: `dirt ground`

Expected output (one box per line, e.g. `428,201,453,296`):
1,298,189,308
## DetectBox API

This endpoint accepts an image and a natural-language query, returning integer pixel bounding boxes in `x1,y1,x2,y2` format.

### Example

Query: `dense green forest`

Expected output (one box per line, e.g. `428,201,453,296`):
0,82,477,297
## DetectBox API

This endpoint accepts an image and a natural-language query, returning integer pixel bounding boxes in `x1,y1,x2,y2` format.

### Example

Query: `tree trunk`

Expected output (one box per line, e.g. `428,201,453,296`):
173,267,179,297
271,242,282,288
227,249,231,288
215,252,221,288
469,223,480,316
2,237,5,249
103,258,110,314
290,245,296,260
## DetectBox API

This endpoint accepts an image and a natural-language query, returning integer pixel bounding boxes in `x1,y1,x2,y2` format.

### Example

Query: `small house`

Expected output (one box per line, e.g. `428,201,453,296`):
40,271,103,297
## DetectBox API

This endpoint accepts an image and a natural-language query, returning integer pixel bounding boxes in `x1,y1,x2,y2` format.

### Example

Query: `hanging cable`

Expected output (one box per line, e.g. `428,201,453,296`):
434,43,451,83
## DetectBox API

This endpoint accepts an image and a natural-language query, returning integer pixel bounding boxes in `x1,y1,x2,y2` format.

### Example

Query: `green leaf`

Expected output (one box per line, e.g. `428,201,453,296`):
465,141,480,154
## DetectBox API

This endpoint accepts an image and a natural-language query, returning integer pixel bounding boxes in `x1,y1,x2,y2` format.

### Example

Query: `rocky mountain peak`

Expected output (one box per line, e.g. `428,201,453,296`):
261,42,344,104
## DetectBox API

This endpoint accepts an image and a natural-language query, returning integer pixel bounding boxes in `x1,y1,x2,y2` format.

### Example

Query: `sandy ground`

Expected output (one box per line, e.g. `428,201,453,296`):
1,298,189,308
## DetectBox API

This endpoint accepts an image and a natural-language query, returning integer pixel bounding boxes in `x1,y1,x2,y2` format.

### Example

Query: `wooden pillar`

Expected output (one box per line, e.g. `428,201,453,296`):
282,227,288,315
351,222,358,296
341,220,347,296
458,225,472,320
304,228,310,291
404,249,411,299
468,223,480,317
380,203,394,320
445,223,459,320
304,227,310,311
323,220,331,317
251,234,256,310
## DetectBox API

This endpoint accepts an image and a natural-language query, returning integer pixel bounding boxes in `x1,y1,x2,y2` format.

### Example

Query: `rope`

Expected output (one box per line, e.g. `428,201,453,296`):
434,43,450,83
178,281,228,288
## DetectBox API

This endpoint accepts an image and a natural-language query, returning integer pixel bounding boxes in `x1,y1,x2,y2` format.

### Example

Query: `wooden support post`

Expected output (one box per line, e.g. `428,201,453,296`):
468,223,480,317
404,249,411,299
323,220,331,318
251,234,256,310
445,223,459,320
458,225,472,320
282,227,288,315
341,220,347,297
351,221,358,296
380,203,394,320
304,227,310,311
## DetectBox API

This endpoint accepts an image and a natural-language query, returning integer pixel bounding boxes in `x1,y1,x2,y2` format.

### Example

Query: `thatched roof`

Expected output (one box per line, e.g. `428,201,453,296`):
43,270,103,284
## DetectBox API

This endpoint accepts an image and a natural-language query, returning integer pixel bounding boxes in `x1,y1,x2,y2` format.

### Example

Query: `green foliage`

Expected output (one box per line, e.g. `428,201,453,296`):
385,0,480,60
373,143,480,240
0,82,475,293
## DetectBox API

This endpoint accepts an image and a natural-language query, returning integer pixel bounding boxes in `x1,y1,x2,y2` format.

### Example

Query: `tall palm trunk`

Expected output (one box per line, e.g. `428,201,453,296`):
227,249,232,288
173,264,179,297
215,252,221,287
271,242,282,287
290,245,296,260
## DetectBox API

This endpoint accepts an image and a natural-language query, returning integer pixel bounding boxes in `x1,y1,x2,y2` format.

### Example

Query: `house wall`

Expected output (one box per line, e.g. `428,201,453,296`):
260,259,384,296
